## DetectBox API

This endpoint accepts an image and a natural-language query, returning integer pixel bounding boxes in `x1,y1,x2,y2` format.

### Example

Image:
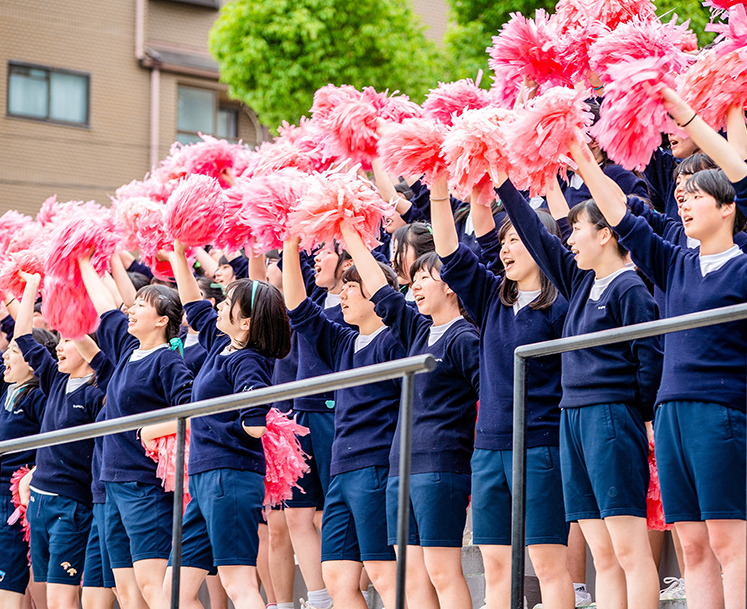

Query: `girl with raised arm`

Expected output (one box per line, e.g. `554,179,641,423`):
78,255,193,609
429,173,574,609
493,167,663,609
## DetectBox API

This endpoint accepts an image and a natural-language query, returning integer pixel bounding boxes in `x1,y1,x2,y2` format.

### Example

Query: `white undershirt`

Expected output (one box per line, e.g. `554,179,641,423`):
405,289,416,302
324,292,341,309
428,316,463,346
589,264,635,301
4,384,20,412
513,289,542,315
183,333,200,349
66,373,93,394
700,245,742,276
463,211,475,236
354,326,386,353
686,236,701,250
129,343,168,363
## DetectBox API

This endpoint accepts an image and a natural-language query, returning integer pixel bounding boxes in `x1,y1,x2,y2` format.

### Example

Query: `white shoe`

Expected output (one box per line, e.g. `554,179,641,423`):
575,588,593,607
659,576,686,600
299,601,334,609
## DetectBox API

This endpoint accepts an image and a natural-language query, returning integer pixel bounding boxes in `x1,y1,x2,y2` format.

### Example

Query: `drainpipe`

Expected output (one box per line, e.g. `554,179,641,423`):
135,0,145,60
149,68,161,170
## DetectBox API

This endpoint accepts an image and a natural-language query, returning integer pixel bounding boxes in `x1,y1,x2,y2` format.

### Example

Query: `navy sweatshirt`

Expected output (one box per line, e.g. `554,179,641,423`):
441,244,566,449
16,335,112,506
97,310,193,486
616,203,747,411
370,287,479,474
288,297,406,476
184,300,272,476
271,339,297,414
0,366,45,495
499,182,663,418
736,175,747,215
562,164,650,209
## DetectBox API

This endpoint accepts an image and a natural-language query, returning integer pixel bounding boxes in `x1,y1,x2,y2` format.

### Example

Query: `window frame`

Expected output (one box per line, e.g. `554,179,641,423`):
6,61,90,127
176,84,240,144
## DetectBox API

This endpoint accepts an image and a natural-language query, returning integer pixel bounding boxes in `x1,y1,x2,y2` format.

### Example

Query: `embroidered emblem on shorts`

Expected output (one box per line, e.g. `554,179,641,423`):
607,486,618,498
60,562,78,576
0,570,5,581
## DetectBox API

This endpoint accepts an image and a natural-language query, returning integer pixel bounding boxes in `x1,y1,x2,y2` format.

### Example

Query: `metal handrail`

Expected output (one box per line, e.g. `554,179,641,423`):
510,301,747,609
0,354,437,609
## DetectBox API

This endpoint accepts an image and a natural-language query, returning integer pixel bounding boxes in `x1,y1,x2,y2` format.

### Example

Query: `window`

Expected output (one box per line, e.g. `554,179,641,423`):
177,85,238,144
7,63,89,125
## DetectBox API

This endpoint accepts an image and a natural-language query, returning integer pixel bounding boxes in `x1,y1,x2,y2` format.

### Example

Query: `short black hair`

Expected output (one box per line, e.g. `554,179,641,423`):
32,328,59,361
226,279,291,359
392,223,435,280
342,263,398,292
673,152,717,182
134,284,183,341
128,272,151,292
409,251,442,280
684,169,745,235
197,276,226,308
567,198,628,258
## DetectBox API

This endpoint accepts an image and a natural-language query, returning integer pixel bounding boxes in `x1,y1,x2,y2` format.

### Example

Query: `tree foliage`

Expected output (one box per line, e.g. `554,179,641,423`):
209,0,441,130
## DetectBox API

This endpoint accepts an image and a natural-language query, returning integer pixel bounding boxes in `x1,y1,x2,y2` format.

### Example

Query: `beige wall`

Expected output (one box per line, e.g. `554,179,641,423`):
411,0,450,44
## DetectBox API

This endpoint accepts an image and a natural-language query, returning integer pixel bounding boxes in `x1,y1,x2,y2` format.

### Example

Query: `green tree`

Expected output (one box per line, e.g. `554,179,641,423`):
209,0,441,130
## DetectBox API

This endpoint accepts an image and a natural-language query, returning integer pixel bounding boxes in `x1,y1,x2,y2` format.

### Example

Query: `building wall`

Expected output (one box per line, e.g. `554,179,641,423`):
411,0,450,44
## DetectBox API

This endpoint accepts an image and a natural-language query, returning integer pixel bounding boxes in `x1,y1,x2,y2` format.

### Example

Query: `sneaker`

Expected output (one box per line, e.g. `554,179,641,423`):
660,577,686,600
575,588,593,607
299,601,334,609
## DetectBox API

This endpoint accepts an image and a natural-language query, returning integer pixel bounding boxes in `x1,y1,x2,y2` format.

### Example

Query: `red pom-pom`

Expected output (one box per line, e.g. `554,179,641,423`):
593,57,683,171
0,251,46,301
422,74,491,126
288,167,393,251
240,168,310,253
377,118,448,187
262,408,311,507
164,174,225,247
442,107,514,205
553,0,657,32
703,0,747,17
42,278,100,338
678,47,747,131
504,87,593,196
0,211,33,255
9,466,31,552
589,16,696,84
143,431,191,509
488,11,575,92
647,437,672,531
163,135,245,188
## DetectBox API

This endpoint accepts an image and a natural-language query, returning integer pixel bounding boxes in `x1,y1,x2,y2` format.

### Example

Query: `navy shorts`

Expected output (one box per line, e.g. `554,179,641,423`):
321,466,395,563
560,403,649,521
176,468,265,570
385,473,470,547
471,447,568,546
82,504,116,588
655,401,746,523
285,410,334,509
27,491,92,585
105,482,173,565
0,493,31,594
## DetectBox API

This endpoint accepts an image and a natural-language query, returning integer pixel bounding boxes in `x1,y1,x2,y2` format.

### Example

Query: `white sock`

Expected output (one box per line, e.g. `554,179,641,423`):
277,604,294,609
266,605,277,609
307,588,333,608
574,583,587,593
361,589,370,603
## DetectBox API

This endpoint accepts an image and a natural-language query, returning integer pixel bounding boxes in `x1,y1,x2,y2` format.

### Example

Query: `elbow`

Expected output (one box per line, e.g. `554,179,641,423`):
242,422,266,438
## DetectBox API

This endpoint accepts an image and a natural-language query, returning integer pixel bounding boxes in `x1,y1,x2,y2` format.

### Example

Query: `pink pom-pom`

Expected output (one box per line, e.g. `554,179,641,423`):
249,125,332,177
262,408,311,507
504,87,593,196
9,466,31,552
318,92,380,170
0,251,46,300
164,174,225,247
589,16,696,84
136,205,177,280
488,11,575,92
310,84,360,122
377,118,448,187
41,278,99,338
488,66,524,109
593,57,684,171
0,211,33,255
377,92,424,123
239,168,310,253
115,176,177,205
143,431,191,508
112,197,165,251
213,182,255,252
163,135,245,188
288,167,393,251
44,213,120,289
422,74,491,127
707,4,747,55
703,0,747,17
677,47,747,131
442,107,514,205
5,224,48,258
554,0,657,32
647,437,672,531
556,20,611,84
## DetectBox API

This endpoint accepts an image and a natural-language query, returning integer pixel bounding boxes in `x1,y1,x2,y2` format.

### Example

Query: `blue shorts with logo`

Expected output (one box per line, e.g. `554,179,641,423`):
321,466,395,563
82,503,116,588
0,493,31,594
561,403,649,521
471,447,568,545
176,468,265,570
285,410,334,510
385,472,470,547
655,401,746,523
27,491,92,585
105,481,172,566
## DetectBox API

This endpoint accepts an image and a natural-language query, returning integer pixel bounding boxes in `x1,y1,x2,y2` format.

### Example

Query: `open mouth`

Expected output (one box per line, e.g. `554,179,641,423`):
502,257,515,271
414,295,425,303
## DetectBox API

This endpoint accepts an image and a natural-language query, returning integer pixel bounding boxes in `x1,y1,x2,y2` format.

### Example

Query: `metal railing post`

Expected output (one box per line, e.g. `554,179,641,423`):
170,417,187,609
510,354,528,609
395,371,415,609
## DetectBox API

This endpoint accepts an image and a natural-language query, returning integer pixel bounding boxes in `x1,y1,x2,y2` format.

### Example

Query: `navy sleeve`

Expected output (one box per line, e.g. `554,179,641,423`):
556,217,572,245
229,255,248,279
605,164,650,201
439,244,502,329
643,147,677,213
158,354,194,406
1,316,15,341
615,207,682,291
184,300,222,354
90,350,115,393
232,354,273,426
734,175,747,217
15,334,61,397
498,181,585,301
98,309,139,364
476,228,503,272
370,286,430,350
28,389,46,427
447,328,480,394
287,298,356,371
127,259,154,280
628,196,685,246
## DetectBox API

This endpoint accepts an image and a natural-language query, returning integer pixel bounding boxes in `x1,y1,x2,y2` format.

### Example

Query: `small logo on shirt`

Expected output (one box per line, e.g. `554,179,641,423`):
597,305,606,311
435,358,443,363
12,409,24,415
72,405,85,410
